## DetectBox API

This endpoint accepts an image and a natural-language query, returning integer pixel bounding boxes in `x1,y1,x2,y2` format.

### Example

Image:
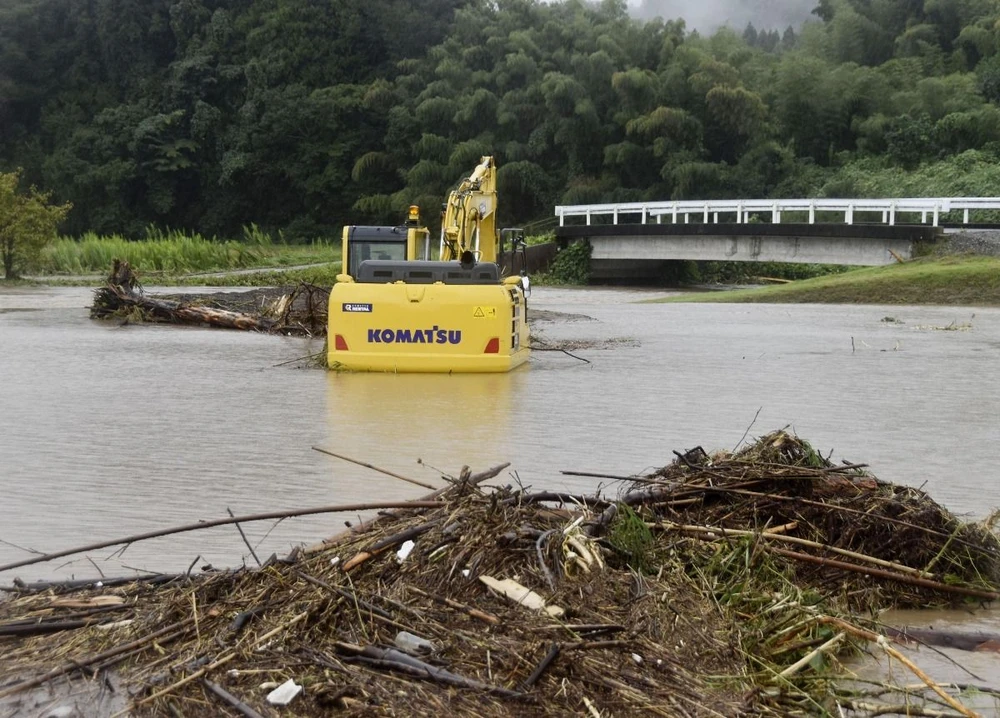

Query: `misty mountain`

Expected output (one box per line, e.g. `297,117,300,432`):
631,0,817,33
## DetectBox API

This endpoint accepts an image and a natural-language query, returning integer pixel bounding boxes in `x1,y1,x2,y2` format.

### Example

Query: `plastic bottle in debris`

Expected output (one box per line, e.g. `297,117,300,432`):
394,630,436,655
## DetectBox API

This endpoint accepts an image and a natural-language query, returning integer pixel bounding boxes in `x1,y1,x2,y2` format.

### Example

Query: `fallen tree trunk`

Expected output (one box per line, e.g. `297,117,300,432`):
91,260,274,332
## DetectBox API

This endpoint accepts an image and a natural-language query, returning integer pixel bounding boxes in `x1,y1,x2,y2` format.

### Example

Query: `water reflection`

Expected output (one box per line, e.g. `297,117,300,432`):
324,371,521,485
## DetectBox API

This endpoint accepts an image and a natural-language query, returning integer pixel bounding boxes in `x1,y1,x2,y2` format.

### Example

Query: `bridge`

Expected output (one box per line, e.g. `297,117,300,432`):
552,197,1000,280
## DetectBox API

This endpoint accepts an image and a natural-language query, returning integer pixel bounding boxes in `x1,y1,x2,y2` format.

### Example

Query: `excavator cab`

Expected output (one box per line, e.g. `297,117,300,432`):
341,206,431,277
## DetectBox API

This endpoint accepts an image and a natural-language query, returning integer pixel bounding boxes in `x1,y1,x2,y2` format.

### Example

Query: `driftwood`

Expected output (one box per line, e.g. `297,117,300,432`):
666,484,993,555
0,501,444,574
342,520,441,572
2,572,182,593
768,547,1000,601
296,570,393,620
202,679,268,718
90,260,330,336
91,261,274,331
337,643,528,700
521,643,560,689
885,626,1000,652
404,585,500,625
0,618,109,637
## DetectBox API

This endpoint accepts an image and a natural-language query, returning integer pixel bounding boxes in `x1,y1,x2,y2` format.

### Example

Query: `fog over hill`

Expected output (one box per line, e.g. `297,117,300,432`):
630,0,817,33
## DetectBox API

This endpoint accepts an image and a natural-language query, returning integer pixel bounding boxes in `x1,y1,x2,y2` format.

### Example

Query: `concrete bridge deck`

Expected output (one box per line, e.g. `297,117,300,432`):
554,223,943,281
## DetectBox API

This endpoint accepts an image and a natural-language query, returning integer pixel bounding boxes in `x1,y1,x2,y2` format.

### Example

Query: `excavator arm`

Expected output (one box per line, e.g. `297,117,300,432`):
440,156,499,264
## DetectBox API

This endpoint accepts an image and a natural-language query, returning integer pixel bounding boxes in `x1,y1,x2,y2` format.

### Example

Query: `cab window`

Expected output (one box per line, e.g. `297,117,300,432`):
348,241,407,275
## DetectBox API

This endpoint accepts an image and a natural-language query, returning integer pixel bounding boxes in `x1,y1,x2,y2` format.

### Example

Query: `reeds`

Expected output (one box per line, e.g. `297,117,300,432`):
39,225,337,275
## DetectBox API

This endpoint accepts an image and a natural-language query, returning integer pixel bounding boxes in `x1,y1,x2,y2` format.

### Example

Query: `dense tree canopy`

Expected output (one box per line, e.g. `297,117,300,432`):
2,0,1000,239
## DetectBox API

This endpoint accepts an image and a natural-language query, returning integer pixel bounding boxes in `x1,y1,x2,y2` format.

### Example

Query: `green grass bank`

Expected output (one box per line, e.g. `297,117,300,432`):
32,228,339,280
655,255,1000,306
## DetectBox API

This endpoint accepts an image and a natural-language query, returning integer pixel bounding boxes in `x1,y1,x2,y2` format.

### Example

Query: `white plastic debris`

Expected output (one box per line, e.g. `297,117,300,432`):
95,619,134,631
266,678,302,706
330,556,340,567
631,653,643,665
478,575,565,618
396,540,415,563
461,568,471,577
394,630,436,655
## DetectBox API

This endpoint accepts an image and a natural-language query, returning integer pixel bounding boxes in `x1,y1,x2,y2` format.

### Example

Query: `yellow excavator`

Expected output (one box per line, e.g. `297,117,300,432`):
327,156,530,372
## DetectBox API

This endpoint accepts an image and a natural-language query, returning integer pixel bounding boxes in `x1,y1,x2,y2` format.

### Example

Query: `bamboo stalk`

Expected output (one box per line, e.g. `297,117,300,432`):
651,522,931,577
819,617,980,718
301,463,510,556
405,585,500,625
695,485,987,552
770,547,1000,600
0,500,444,574
312,446,437,490
777,632,845,677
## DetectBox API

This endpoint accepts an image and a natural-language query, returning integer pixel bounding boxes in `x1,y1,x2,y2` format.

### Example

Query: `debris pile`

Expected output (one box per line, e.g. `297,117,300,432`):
91,260,329,336
636,431,1000,609
1,431,998,717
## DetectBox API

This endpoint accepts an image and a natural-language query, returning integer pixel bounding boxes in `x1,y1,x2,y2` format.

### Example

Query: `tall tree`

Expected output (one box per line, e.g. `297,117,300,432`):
0,170,71,279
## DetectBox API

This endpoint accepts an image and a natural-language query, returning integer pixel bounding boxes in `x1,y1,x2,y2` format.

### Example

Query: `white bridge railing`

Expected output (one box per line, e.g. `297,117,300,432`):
555,197,1000,227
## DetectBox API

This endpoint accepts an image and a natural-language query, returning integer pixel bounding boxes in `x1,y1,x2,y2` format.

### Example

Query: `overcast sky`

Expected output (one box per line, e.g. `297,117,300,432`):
628,0,817,34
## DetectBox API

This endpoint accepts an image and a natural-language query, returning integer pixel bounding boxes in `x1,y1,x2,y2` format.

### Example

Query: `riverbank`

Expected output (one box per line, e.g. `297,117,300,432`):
658,255,1000,306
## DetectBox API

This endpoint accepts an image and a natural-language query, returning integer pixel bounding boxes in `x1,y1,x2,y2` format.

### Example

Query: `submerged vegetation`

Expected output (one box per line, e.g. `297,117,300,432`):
0,431,997,716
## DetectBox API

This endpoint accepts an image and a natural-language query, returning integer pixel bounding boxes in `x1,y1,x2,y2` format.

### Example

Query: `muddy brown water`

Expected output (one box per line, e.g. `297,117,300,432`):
1,284,999,700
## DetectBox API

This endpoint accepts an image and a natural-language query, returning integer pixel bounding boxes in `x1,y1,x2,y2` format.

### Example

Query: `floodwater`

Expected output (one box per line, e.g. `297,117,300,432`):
1,284,999,698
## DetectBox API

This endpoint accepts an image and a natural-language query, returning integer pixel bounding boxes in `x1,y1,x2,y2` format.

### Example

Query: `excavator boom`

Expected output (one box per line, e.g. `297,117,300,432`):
440,156,499,264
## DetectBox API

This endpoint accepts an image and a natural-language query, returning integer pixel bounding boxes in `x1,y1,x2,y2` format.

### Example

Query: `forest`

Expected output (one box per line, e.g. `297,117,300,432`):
3,0,1000,240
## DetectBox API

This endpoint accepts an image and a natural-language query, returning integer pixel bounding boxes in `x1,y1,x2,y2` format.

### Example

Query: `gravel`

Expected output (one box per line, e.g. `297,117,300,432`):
943,229,1000,256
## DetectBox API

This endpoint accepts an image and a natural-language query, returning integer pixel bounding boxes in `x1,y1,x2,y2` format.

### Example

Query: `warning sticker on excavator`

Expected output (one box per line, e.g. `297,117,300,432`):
473,306,497,318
